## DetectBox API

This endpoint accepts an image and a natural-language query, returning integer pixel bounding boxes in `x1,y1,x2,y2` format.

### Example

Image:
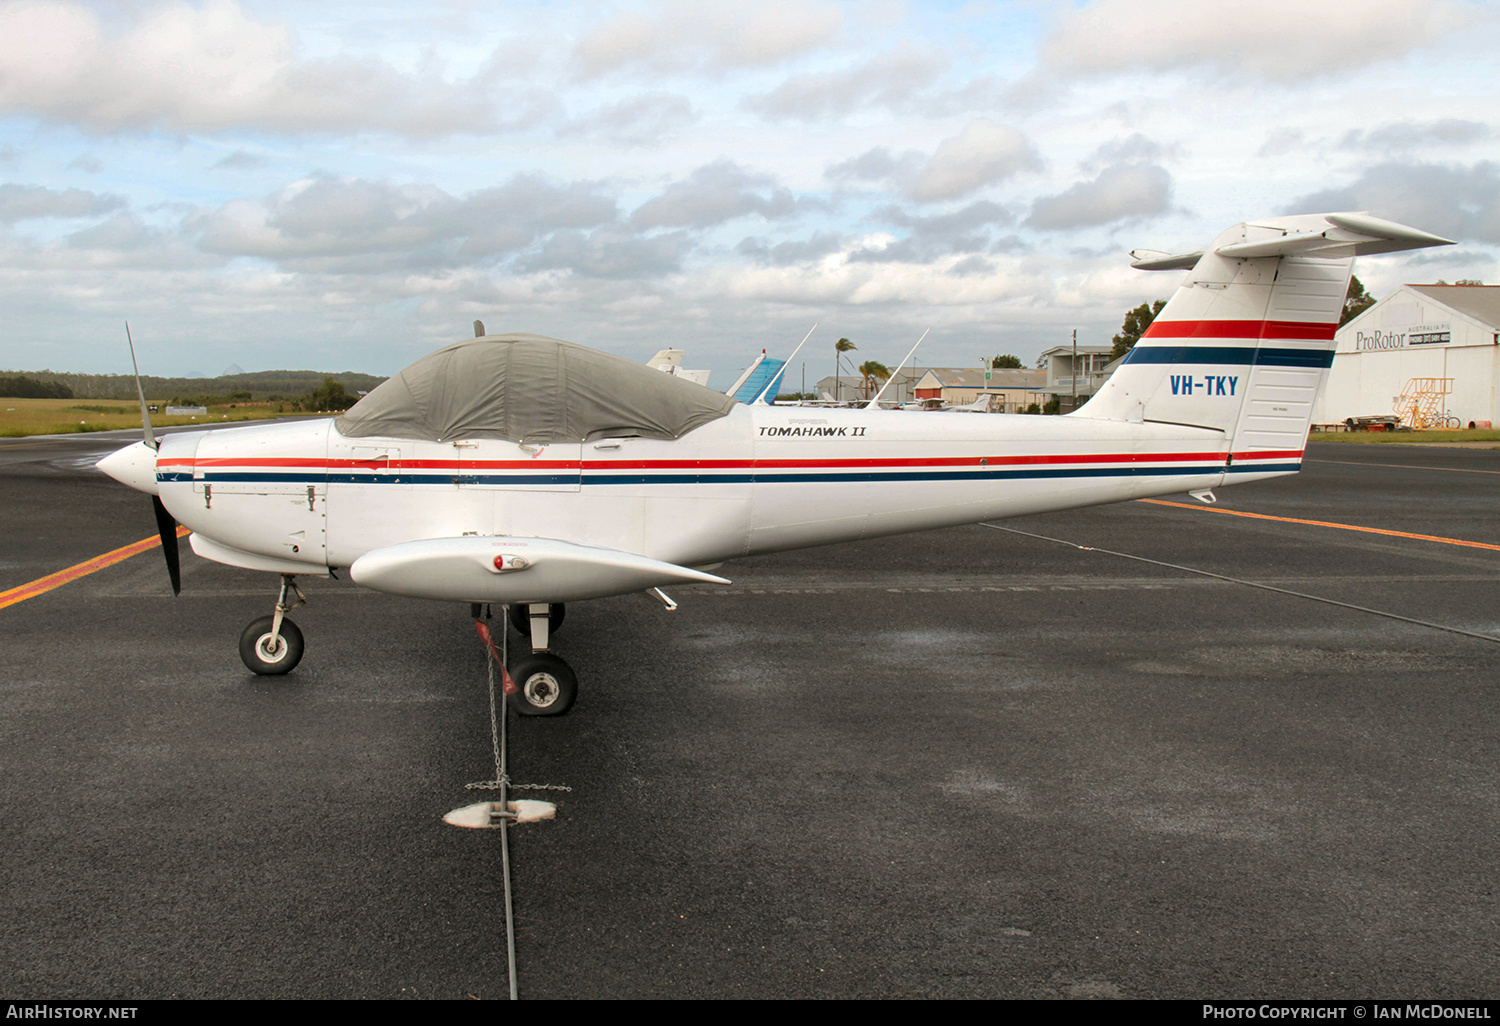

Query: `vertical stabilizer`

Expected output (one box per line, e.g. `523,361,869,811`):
1078,213,1452,478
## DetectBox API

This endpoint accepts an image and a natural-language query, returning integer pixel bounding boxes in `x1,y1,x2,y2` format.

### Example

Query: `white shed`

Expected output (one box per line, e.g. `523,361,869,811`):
1313,285,1500,427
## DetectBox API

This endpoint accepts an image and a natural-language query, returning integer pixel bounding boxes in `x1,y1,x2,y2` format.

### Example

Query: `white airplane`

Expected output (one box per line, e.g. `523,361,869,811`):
98,211,1451,716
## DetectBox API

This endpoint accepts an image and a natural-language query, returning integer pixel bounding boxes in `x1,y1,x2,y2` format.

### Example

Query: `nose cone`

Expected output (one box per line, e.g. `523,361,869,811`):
96,440,160,496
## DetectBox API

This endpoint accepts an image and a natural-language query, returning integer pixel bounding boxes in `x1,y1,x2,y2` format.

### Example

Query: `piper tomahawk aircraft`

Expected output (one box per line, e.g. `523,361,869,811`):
98,212,1451,715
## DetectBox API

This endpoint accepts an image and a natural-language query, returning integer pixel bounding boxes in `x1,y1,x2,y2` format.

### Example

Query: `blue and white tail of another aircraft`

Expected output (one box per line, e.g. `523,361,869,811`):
1080,212,1451,483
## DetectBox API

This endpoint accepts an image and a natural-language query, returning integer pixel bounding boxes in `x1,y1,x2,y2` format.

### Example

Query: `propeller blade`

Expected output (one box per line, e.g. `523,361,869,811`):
126,321,157,451
152,495,181,596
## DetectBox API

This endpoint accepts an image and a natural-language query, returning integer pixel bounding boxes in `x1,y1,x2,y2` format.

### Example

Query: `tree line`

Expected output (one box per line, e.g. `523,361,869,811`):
0,368,386,402
0,374,74,399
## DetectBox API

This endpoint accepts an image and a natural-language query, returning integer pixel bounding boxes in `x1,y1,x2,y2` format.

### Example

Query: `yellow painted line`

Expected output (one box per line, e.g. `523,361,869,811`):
1139,499,1500,552
0,526,190,610
1308,458,1500,476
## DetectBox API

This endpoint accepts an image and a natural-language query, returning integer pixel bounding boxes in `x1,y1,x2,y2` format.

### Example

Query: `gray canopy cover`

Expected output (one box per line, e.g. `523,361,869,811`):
335,333,737,444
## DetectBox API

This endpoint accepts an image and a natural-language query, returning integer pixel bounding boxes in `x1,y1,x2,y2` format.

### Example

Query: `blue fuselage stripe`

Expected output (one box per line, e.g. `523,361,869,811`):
162,462,1302,488
1124,346,1335,368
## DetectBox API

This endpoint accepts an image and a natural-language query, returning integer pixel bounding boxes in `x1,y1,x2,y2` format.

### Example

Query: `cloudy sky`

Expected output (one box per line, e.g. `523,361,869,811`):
1,0,1497,385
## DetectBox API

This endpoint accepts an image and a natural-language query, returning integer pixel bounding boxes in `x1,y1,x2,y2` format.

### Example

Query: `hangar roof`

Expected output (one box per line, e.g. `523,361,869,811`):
1407,285,1500,328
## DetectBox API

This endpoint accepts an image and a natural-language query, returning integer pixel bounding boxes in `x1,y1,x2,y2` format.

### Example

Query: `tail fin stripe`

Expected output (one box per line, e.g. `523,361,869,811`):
1124,346,1335,368
1142,319,1338,341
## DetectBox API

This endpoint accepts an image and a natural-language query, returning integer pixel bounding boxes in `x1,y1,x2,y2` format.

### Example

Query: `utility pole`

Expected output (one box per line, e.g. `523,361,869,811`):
1071,328,1077,414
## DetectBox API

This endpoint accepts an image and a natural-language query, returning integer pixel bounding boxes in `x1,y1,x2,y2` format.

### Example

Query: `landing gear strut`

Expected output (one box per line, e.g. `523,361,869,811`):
240,575,306,675
507,602,565,641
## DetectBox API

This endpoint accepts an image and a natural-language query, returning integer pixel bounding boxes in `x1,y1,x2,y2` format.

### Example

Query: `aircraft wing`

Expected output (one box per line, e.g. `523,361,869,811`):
349,536,731,605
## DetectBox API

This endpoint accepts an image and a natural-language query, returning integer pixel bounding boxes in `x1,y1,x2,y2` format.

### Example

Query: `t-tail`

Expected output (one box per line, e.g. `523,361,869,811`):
1077,212,1453,484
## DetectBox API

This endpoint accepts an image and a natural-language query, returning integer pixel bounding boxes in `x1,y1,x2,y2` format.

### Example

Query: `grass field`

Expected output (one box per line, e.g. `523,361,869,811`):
1308,427,1500,444
0,398,309,437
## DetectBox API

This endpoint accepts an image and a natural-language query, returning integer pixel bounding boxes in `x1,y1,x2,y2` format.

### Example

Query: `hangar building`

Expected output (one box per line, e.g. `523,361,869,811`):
1313,285,1500,427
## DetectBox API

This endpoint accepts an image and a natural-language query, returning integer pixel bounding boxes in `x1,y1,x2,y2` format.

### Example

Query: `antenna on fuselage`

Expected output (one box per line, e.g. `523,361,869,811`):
865,326,931,410
474,320,486,337
753,322,818,405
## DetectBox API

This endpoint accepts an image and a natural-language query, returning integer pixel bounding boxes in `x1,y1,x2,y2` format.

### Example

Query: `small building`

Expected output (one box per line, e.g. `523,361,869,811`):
814,367,936,404
1312,285,1500,427
1038,345,1113,412
911,368,1047,412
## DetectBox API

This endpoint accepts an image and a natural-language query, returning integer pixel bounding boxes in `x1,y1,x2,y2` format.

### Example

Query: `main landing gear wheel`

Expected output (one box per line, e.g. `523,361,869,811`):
239,615,304,675
508,603,566,639
507,653,577,717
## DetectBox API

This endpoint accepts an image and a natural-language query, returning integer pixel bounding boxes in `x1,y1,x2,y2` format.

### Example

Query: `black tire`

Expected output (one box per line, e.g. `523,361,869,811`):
508,603,566,639
239,615,304,675
507,653,577,717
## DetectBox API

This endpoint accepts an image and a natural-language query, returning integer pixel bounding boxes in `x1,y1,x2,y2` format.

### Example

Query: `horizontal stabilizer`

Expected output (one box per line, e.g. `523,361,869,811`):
1130,249,1204,271
1132,212,1453,270
349,536,731,604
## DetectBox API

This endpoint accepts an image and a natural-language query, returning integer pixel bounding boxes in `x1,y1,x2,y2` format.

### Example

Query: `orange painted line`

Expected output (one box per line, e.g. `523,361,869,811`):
0,525,190,611
1139,499,1500,552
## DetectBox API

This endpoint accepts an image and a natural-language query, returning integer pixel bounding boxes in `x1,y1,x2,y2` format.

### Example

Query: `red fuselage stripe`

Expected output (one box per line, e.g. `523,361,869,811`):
1142,319,1338,341
159,449,1303,474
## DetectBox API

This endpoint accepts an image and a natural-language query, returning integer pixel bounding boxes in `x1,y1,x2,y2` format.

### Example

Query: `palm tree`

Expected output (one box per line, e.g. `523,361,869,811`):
858,360,891,401
835,338,857,401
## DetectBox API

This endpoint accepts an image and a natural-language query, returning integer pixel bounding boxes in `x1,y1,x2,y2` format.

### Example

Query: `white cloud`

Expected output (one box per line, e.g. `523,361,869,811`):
0,183,124,222
0,0,510,135
195,175,620,269
1286,161,1500,243
524,227,695,279
210,150,270,172
573,0,841,78
706,242,1054,308
558,92,699,147
1081,135,1178,173
629,160,798,230
1042,0,1476,81
824,147,924,186
742,51,947,120
847,201,1016,263
910,120,1042,203
1339,119,1492,152
66,213,161,251
1027,164,1174,230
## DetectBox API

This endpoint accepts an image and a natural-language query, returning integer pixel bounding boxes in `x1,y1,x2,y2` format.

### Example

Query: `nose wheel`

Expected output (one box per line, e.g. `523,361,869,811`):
239,575,306,675
474,603,579,717
239,615,304,674
506,653,578,717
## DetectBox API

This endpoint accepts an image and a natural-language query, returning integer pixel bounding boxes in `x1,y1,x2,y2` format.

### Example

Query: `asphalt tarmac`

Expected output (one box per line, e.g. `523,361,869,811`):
2,431,1498,999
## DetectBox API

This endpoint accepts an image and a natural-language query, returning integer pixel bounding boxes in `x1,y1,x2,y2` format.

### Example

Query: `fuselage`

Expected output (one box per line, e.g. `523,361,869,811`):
147,404,1302,582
